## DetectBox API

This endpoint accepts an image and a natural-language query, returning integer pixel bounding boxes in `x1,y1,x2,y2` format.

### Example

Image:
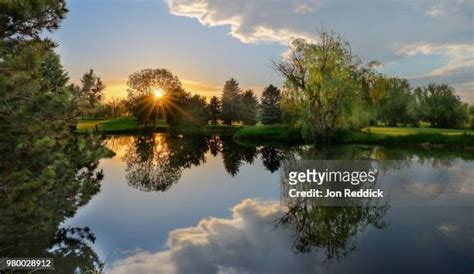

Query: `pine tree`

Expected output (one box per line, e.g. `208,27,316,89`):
209,96,221,125
261,84,282,124
241,89,258,125
220,78,242,125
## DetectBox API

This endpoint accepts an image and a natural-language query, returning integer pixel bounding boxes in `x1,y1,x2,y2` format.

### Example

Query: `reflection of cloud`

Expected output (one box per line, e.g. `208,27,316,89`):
109,199,324,274
437,223,458,234
165,0,319,44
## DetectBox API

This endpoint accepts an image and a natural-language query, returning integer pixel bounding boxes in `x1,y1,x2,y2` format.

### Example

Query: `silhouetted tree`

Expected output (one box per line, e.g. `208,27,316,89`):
126,68,186,127
261,84,282,124
240,89,259,125
209,96,221,125
220,78,242,125
183,94,209,126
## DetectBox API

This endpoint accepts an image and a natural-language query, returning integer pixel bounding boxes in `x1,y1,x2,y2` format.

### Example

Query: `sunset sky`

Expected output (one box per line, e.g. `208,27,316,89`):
50,0,473,102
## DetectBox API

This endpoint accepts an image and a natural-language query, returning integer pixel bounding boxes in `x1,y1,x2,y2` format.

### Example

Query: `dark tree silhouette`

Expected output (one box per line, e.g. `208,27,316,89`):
261,84,282,124
209,96,221,125
220,78,242,125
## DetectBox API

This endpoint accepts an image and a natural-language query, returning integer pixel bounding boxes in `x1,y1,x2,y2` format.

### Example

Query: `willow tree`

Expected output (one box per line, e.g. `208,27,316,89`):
274,32,375,143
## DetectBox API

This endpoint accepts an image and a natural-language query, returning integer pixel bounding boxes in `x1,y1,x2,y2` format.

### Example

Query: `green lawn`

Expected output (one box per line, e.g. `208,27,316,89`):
77,117,167,133
363,126,474,136
234,125,474,147
233,124,304,143
77,117,239,134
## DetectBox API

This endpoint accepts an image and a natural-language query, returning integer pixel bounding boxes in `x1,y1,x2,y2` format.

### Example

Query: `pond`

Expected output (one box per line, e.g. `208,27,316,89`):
3,134,474,273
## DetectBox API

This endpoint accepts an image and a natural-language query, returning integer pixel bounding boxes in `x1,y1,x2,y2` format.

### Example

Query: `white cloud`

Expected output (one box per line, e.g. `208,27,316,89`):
398,43,474,77
108,198,325,274
425,0,474,18
165,0,321,44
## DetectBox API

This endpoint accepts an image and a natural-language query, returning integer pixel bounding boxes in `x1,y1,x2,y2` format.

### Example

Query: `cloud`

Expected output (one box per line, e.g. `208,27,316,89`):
398,43,474,77
425,0,474,18
165,0,321,44
108,198,324,274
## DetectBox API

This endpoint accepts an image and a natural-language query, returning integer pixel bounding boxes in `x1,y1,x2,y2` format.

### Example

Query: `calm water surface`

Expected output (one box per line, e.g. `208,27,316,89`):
9,133,474,273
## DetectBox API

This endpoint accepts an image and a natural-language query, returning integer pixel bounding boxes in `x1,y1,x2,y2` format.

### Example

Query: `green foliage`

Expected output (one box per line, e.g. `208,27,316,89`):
240,89,259,125
126,68,199,127
274,33,374,143
415,83,469,128
261,84,282,125
372,77,418,126
220,78,242,125
72,69,106,119
0,2,109,271
470,105,474,129
0,0,67,40
102,97,128,118
208,96,221,125
183,94,209,126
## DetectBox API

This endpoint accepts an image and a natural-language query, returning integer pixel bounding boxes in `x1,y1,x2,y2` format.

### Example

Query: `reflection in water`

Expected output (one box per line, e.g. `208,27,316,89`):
108,199,325,274
2,133,473,273
0,134,111,272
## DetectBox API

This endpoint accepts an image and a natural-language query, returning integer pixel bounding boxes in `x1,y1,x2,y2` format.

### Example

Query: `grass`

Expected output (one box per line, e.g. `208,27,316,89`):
77,117,240,134
234,125,474,148
233,124,304,144
77,117,168,133
362,126,474,136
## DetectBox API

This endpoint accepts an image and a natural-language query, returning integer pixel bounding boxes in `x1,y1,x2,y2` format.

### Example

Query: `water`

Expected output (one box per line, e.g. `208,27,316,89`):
3,134,474,273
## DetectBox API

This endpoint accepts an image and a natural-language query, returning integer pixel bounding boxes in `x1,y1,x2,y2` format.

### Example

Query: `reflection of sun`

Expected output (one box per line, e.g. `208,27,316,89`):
153,89,163,98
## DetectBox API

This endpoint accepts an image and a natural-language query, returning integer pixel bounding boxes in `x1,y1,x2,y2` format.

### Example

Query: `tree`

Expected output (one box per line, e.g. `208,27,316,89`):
372,76,418,126
1,3,109,271
183,94,209,126
0,0,67,41
415,84,469,128
261,84,282,124
40,52,70,93
240,89,259,125
273,33,375,143
73,69,105,119
126,68,186,127
208,96,221,125
470,105,474,129
103,97,127,118
220,78,242,125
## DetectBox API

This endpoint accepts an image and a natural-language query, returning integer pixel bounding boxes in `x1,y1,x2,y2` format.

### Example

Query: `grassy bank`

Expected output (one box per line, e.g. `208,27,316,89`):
234,125,474,148
233,124,304,144
77,117,168,133
77,117,240,135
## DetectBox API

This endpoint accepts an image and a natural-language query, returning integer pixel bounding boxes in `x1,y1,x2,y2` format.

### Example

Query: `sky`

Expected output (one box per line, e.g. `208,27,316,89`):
50,0,473,103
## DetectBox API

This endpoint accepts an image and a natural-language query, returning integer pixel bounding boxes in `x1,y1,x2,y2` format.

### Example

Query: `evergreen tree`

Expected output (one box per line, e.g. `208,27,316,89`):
261,84,282,124
78,70,105,118
241,89,259,125
220,78,242,125
209,96,221,125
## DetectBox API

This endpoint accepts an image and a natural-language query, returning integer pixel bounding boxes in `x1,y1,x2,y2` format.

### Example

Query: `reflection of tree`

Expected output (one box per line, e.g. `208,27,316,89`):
124,134,209,191
259,146,286,173
278,145,389,261
208,135,221,157
278,203,388,260
220,136,257,176
0,134,109,272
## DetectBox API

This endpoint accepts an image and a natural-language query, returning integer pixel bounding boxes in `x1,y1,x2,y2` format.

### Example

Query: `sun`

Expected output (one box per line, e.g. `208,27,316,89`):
153,88,163,98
